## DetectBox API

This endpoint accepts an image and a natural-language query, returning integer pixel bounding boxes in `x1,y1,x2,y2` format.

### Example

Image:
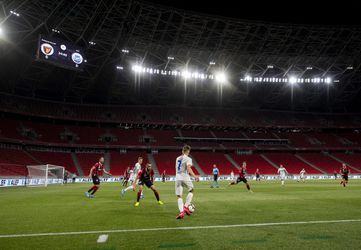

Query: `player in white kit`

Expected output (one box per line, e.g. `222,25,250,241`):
277,164,288,186
175,145,199,219
121,157,144,197
298,168,306,183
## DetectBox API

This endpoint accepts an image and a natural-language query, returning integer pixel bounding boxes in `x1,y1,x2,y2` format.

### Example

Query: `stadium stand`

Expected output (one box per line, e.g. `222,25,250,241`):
263,153,323,174
0,148,38,176
1,100,361,177
230,154,277,174
1,93,360,128
29,151,78,175
191,152,237,175
297,153,344,174
0,120,24,141
331,153,361,171
109,151,147,175
76,152,106,175
145,129,180,147
152,151,183,175
212,130,245,138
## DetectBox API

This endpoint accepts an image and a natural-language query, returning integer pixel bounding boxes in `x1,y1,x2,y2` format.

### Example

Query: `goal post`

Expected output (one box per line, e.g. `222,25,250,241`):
26,164,65,187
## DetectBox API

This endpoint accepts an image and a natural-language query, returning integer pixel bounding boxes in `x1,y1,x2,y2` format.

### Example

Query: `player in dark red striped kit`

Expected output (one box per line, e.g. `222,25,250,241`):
132,163,163,207
229,161,252,192
340,163,350,187
255,168,261,181
161,170,166,183
122,166,131,186
84,156,112,198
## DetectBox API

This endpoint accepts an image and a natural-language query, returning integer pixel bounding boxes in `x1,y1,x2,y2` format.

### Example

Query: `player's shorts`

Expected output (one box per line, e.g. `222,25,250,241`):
175,176,194,196
256,174,260,178
138,179,153,188
129,174,135,181
213,174,218,181
92,176,100,185
129,174,139,184
280,175,286,180
236,177,247,184
342,175,348,181
300,175,304,179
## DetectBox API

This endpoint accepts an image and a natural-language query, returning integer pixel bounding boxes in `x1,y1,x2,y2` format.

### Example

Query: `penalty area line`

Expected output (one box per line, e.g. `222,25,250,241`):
1,219,361,239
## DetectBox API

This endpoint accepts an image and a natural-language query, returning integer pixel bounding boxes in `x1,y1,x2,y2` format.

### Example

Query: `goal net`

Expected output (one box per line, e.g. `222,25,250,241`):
27,164,65,187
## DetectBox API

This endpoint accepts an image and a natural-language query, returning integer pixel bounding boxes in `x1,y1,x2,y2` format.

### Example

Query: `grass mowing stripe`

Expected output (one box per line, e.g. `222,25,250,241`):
301,235,335,240
0,219,360,239
158,243,196,248
232,239,267,244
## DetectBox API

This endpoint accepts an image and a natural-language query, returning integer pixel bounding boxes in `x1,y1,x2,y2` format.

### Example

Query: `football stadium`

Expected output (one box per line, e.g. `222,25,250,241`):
1,1,361,249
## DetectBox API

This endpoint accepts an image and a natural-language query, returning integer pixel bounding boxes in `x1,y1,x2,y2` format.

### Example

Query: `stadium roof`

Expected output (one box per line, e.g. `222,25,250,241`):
147,0,361,25
0,0,361,112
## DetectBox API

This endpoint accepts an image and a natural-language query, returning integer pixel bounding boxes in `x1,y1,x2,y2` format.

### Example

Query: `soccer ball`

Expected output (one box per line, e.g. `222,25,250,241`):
188,203,195,213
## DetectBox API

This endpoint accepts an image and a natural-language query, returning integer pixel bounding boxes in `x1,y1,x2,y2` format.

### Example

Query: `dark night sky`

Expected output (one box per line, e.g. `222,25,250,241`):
144,0,361,25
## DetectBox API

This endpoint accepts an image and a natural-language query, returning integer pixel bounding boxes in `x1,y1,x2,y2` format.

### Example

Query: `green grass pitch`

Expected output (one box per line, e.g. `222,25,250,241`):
1,179,361,249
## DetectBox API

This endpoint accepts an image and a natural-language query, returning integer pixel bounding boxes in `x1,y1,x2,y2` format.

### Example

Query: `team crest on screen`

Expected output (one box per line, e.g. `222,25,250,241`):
71,52,83,65
40,43,54,56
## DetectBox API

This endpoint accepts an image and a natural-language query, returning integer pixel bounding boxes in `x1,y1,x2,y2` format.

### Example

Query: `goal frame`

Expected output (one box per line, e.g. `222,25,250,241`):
26,164,65,187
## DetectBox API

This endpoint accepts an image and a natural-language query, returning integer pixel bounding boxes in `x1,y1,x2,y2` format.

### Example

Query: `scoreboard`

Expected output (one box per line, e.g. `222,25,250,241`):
36,35,86,71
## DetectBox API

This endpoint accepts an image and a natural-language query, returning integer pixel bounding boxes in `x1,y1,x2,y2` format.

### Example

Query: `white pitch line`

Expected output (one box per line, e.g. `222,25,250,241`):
0,219,360,239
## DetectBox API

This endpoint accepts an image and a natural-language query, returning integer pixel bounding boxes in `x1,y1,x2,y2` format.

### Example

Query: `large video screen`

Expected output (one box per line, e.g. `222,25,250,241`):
36,35,86,71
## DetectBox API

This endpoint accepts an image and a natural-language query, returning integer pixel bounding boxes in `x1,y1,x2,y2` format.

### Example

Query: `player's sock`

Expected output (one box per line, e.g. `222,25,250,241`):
185,192,193,207
137,191,141,202
183,206,191,215
153,190,160,201
124,186,133,193
281,181,284,185
176,211,184,219
91,186,99,195
177,198,184,212
90,186,97,195
246,184,250,190
87,185,96,193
